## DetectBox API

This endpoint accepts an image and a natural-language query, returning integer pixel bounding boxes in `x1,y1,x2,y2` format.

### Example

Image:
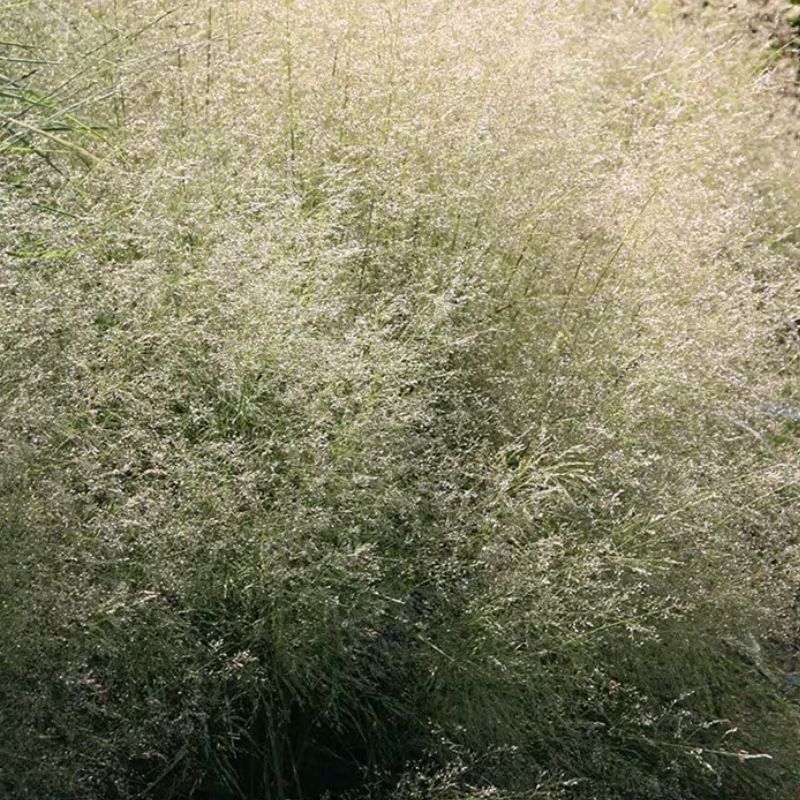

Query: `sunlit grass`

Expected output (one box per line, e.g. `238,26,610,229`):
1,2,799,798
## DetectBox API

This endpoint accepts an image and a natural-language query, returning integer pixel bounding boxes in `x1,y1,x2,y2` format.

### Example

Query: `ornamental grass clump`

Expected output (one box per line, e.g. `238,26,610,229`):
1,1,800,798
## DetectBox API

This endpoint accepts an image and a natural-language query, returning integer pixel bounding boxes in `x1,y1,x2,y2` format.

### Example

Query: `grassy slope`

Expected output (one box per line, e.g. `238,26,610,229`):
1,1,800,798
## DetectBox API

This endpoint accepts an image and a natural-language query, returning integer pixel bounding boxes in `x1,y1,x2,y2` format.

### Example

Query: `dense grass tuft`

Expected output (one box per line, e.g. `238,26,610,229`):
2,1,800,798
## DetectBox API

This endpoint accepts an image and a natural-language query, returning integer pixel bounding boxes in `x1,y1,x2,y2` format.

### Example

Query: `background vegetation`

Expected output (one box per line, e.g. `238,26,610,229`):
2,1,800,798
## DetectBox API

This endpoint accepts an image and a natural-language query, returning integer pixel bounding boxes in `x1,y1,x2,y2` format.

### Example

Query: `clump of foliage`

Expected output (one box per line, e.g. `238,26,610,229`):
1,1,799,798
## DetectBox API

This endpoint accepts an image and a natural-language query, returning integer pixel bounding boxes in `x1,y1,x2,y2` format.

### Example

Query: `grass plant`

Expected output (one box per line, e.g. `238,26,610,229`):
1,1,800,798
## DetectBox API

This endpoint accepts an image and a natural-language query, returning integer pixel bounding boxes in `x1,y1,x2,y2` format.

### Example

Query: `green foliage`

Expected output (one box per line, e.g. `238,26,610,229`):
1,1,800,799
